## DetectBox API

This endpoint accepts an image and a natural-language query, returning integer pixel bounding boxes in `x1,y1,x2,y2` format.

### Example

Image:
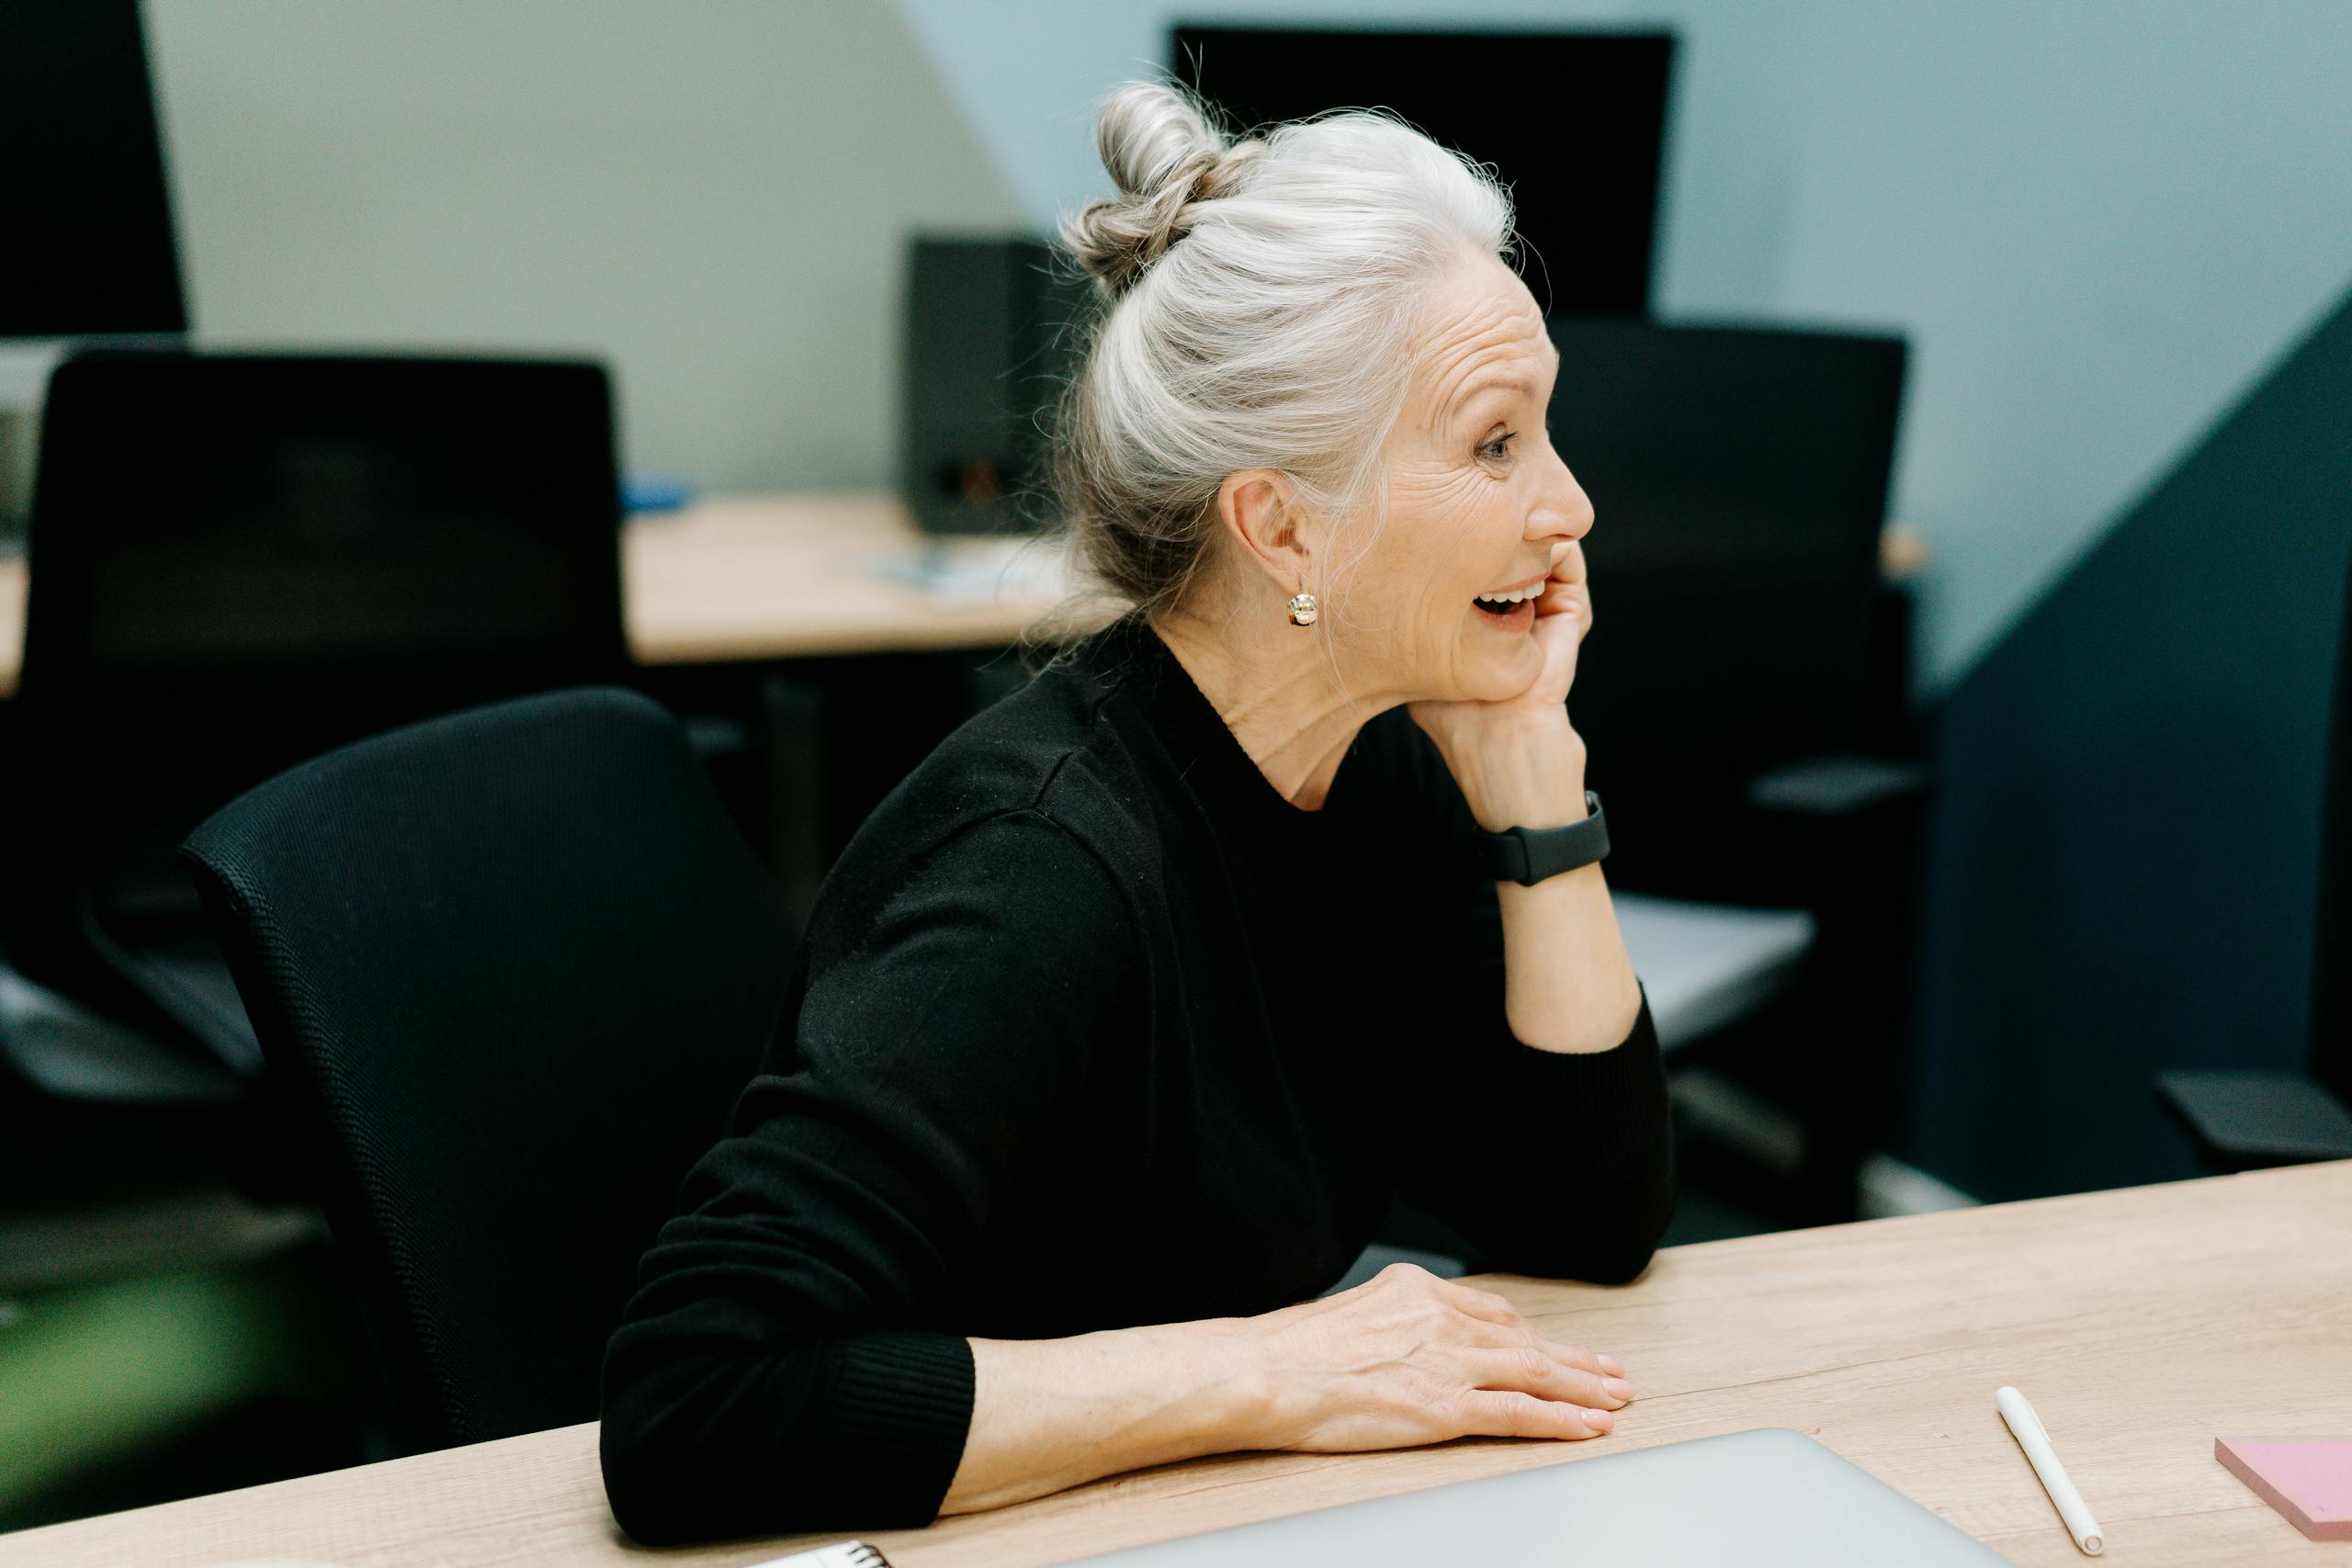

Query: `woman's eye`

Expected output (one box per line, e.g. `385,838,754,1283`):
1480,433,1516,462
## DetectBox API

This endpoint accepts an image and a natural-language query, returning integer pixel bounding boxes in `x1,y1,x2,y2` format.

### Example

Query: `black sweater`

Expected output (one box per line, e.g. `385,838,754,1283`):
600,614,1674,1544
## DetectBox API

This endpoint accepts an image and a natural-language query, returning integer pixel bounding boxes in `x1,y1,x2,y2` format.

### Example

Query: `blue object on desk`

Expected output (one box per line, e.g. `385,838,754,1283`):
622,473,696,514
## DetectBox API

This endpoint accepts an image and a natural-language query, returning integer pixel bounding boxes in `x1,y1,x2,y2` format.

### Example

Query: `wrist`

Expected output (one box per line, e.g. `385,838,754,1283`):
1211,1308,1330,1450
1165,1315,1286,1451
1447,716,1589,831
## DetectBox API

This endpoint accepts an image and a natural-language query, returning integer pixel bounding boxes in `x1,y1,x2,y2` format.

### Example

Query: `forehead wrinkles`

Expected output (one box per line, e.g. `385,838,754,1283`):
1413,288,1551,434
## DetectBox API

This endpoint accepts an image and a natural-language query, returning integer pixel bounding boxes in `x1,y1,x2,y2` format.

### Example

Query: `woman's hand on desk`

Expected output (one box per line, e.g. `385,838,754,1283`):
944,1263,1632,1516
1250,1261,1634,1450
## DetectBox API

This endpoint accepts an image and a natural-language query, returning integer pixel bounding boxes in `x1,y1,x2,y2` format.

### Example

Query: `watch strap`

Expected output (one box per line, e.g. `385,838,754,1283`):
1476,791,1610,886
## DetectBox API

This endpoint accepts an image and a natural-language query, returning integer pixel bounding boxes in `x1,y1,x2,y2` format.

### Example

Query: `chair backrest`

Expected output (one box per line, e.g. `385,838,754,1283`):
179,688,792,1449
15,348,628,920
1542,321,1908,792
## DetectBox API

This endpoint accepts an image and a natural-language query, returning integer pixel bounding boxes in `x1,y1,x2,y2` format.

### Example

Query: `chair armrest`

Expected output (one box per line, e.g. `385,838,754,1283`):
2156,1069,2352,1168
1746,753,1930,818
1613,893,1815,1052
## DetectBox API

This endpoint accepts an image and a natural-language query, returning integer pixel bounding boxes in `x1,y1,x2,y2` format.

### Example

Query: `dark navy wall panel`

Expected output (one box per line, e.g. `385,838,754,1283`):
1906,286,2352,1201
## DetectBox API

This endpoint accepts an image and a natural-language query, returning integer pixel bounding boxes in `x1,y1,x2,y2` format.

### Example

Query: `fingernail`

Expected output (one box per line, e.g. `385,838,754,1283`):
1597,1354,1624,1375
1602,1378,1635,1400
1583,1407,1615,1428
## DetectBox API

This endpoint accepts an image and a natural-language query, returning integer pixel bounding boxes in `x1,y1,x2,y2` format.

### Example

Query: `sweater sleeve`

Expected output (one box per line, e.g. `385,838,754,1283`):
599,808,1132,1544
1362,715,1677,1285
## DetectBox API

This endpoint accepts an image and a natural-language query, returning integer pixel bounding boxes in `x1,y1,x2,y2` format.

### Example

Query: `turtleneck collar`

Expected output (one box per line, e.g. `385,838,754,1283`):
1076,612,1370,834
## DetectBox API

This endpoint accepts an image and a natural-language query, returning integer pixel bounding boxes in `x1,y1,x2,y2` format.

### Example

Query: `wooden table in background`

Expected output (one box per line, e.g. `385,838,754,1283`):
10,1161,2347,1567
0,551,21,694
0,493,1074,700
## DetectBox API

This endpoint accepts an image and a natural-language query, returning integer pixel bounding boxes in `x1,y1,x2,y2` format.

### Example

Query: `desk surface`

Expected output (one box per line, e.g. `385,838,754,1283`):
0,493,1076,700
11,1160,2347,1567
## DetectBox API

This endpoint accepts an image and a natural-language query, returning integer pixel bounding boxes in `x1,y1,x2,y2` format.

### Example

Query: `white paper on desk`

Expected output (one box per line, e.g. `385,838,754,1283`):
745,1542,892,1568
864,537,1067,607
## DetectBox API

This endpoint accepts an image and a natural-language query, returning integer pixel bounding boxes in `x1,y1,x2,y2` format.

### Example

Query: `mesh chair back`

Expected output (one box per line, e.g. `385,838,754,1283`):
179,688,791,1448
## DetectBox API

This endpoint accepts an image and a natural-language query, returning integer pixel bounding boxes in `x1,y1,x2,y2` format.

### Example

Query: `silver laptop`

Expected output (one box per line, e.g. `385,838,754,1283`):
1056,1428,2016,1566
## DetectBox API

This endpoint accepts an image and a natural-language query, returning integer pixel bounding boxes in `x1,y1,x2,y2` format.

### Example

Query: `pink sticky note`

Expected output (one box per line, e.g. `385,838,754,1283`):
2215,1438,2352,1541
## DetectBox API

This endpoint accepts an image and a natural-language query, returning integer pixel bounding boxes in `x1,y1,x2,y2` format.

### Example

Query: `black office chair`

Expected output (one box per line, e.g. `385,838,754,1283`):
177,687,792,1450
1540,321,1928,1224
2158,551,2352,1169
2,350,628,1095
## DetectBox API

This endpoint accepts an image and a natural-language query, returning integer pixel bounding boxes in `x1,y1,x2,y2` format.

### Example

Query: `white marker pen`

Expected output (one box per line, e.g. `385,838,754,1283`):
1996,1384,2106,1556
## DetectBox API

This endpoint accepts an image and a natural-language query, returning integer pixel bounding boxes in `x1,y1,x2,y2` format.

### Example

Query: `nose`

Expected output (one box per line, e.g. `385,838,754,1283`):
1526,437,1595,543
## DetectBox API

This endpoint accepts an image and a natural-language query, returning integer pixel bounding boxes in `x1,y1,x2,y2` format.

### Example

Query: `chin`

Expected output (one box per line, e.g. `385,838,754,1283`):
1420,658,1533,706
1453,634,1544,702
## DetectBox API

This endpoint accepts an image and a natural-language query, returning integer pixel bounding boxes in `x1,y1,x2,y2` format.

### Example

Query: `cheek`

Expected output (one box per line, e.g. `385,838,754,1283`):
1378,468,1498,614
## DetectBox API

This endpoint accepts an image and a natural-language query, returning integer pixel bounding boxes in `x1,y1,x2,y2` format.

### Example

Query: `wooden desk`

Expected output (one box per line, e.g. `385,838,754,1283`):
0,550,20,696
11,1161,2347,1566
0,493,1074,700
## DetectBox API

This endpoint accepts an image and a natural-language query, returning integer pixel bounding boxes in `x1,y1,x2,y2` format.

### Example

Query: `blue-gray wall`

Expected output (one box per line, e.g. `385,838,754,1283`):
1906,286,2352,1200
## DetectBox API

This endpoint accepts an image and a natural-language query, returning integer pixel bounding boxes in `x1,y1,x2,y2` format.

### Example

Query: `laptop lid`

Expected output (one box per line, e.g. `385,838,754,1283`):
1057,1427,2015,1566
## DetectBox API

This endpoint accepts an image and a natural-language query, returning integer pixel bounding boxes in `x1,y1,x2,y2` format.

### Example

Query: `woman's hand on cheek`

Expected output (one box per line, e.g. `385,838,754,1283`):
1525,539,1591,706
1408,541,1593,830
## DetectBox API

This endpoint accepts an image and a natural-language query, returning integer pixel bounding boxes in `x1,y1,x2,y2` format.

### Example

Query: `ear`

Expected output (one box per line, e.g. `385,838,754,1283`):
1214,468,1317,599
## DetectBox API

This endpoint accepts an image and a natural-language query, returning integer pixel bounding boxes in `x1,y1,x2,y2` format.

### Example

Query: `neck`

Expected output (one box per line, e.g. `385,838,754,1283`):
1150,598,1401,810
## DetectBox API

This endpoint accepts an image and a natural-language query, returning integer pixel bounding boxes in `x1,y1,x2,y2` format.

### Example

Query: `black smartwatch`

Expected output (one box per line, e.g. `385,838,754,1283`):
1476,791,1610,886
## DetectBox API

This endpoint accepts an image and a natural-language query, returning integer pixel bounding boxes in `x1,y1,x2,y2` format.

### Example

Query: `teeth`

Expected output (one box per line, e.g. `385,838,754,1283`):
1476,586,1537,605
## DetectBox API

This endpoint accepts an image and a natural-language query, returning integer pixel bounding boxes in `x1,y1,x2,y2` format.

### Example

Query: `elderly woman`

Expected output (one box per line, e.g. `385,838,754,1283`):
600,81,1671,1543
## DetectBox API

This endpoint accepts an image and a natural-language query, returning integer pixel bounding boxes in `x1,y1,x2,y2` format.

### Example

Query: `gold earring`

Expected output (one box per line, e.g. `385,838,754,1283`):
1286,592,1319,627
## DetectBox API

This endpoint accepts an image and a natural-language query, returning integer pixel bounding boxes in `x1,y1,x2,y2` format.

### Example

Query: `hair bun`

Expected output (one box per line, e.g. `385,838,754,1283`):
1061,82,1261,298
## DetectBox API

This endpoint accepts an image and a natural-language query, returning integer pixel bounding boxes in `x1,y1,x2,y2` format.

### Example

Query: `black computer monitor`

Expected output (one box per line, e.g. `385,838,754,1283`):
0,0,187,339
19,351,628,908
1542,321,1908,789
1170,24,1674,317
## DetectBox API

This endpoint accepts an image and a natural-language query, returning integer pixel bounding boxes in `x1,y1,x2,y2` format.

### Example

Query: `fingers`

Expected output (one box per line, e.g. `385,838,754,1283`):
1282,1265,1636,1454
1534,580,1587,622
1534,541,1592,626
1533,1337,1630,1386
1464,1346,1634,1412
1433,1280,1629,1383
1437,1279,1525,1326
1456,1388,1617,1441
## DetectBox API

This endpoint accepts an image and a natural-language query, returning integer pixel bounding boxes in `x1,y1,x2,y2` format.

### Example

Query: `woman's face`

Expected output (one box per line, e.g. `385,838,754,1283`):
1332,248,1594,704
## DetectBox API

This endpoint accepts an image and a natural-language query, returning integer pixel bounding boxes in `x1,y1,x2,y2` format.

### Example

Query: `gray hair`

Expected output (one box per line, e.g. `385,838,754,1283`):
1041,79,1517,630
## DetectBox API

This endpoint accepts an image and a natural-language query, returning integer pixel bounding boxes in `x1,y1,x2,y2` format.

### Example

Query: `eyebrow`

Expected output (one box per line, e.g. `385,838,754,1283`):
1450,345,1563,419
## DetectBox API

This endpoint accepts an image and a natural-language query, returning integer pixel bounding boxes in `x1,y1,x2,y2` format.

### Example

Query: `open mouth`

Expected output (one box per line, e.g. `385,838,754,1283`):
1472,581,1542,627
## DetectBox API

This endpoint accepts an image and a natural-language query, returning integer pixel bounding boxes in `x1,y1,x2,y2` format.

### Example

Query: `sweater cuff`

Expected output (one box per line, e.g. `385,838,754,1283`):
805,1328,977,1525
1492,987,1667,1146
